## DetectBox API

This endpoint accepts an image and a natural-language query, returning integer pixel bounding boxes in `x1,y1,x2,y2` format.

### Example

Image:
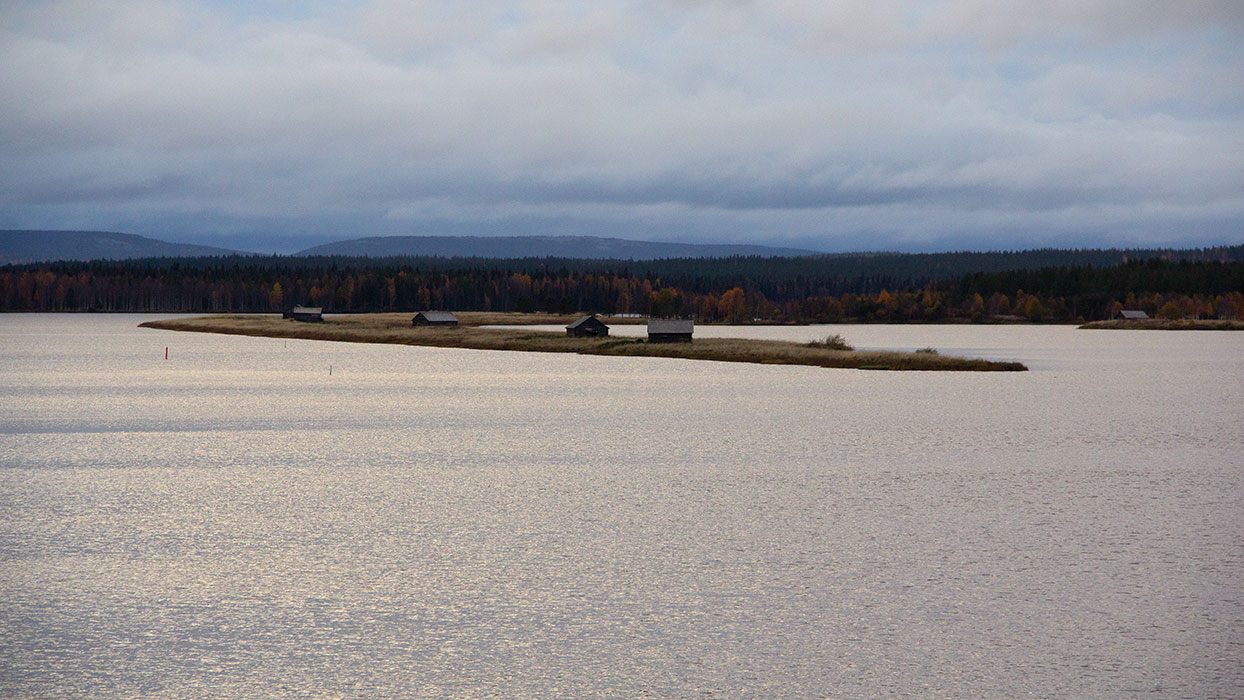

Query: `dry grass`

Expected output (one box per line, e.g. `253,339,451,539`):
1079,319,1244,331
310,311,648,327
805,333,854,351
139,314,1027,371
454,311,648,326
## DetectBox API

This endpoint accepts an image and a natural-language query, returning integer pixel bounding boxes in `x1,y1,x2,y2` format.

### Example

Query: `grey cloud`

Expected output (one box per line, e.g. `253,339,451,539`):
923,0,1244,48
0,0,1240,252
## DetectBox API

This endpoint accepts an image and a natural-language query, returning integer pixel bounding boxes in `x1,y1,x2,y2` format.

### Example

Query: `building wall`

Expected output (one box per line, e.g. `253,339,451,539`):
648,333,691,343
568,321,609,337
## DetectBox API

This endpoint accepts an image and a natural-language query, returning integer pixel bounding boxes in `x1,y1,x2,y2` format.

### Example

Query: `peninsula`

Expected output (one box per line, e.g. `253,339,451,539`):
140,313,1028,371
1079,319,1244,330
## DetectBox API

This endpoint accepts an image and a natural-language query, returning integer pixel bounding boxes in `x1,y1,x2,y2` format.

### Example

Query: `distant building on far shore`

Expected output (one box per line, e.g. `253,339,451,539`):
566,314,610,338
647,318,693,343
412,311,459,327
1118,310,1150,320
284,306,323,322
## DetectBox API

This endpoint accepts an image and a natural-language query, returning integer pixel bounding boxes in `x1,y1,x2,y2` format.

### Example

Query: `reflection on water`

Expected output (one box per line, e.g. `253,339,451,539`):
2,315,1242,698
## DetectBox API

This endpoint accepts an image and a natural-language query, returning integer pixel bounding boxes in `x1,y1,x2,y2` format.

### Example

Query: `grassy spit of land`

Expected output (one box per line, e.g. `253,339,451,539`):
139,313,1027,371
1079,319,1244,330
452,311,648,326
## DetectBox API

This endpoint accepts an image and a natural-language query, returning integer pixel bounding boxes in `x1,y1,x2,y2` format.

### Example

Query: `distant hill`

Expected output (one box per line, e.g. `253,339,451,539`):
295,235,820,260
0,230,241,264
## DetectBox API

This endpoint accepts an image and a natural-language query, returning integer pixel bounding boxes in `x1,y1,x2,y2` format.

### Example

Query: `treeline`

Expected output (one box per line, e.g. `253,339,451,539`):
6,242,1241,297
2,255,1242,323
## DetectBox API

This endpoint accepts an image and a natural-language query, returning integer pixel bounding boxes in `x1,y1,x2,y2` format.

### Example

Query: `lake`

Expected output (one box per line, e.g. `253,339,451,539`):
2,314,1241,699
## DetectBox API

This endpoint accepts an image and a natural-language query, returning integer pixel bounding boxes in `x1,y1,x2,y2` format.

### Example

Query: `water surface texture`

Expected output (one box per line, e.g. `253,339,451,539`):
2,315,1242,699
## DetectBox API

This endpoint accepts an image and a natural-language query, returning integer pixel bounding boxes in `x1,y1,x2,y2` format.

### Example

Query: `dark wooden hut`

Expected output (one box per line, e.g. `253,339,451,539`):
1117,309,1150,320
412,311,459,327
566,314,610,338
647,318,693,343
286,306,323,322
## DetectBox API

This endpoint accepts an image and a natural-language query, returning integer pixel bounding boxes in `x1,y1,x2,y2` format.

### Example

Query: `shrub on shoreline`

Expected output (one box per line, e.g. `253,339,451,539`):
807,333,854,351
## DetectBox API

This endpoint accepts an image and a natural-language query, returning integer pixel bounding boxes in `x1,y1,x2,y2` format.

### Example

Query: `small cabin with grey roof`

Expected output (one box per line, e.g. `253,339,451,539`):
284,306,323,322
412,311,459,326
647,318,693,343
1117,309,1149,320
566,314,610,337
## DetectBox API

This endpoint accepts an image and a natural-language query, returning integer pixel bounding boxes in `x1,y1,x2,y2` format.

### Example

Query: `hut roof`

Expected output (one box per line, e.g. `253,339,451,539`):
292,306,322,314
648,319,694,334
1119,310,1149,319
566,314,606,329
416,311,458,322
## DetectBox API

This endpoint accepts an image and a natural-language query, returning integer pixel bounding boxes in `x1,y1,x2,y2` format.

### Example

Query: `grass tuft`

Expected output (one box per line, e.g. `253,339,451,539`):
806,333,854,351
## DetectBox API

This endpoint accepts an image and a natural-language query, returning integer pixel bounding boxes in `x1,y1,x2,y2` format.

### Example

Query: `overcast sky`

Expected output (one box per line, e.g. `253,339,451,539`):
2,0,1242,253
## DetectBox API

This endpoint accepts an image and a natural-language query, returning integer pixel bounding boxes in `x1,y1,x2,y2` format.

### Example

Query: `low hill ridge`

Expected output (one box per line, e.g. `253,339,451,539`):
0,230,241,264
295,235,819,260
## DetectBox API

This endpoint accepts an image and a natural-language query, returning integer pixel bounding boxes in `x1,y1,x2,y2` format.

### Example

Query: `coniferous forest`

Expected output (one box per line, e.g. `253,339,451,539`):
3,249,1242,323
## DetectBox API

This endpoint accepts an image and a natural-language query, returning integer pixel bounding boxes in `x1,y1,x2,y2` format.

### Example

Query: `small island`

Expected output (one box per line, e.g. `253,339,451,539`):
140,313,1027,371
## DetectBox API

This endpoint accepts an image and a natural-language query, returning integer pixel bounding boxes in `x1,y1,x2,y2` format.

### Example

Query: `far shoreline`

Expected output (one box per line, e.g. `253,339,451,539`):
1079,319,1244,330
0,309,1083,326
139,313,1028,372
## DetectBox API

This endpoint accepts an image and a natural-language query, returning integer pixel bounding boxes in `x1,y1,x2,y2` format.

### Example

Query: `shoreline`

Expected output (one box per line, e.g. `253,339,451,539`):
0,309,1079,326
1079,319,1244,330
139,313,1027,372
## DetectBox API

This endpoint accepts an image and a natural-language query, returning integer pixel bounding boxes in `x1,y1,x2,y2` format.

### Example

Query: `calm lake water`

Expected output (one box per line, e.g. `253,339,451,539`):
2,314,1242,699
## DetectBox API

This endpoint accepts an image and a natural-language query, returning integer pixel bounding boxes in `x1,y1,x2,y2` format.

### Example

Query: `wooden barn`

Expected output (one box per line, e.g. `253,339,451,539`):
412,311,459,327
566,314,610,337
1118,310,1150,320
285,306,323,322
647,318,693,343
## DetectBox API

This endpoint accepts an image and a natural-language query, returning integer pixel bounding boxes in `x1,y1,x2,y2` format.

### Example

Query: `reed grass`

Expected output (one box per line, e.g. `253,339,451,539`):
139,314,1027,371
806,333,854,351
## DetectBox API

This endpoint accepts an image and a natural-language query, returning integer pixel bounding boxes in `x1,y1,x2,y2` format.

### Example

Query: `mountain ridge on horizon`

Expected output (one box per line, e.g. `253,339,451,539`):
1,230,821,264
294,234,821,259
3,230,1242,269
0,230,243,265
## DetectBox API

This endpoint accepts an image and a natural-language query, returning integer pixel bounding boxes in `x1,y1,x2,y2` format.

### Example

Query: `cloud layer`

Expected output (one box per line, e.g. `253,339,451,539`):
2,0,1241,251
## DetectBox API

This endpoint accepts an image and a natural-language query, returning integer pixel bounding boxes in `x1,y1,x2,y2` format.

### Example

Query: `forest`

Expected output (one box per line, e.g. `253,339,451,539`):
3,253,1242,324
